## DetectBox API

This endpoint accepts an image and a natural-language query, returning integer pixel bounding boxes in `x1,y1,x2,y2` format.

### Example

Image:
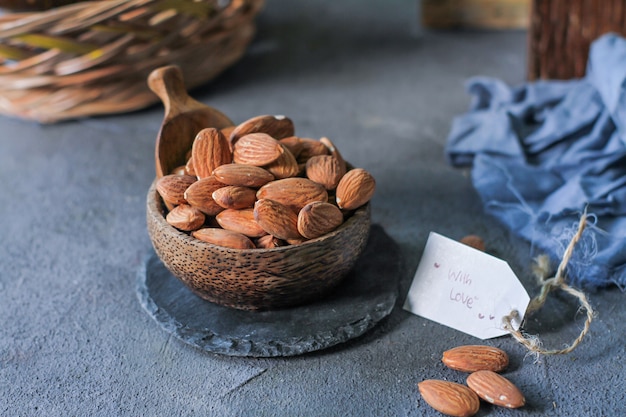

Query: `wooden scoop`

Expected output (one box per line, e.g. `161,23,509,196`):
148,65,234,178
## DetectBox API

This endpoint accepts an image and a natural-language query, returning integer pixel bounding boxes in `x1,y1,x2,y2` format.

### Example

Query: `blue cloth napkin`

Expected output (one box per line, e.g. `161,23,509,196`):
446,33,626,290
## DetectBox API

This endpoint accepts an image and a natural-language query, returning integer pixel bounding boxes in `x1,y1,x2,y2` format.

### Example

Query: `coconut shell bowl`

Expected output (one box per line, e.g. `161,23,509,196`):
145,66,373,311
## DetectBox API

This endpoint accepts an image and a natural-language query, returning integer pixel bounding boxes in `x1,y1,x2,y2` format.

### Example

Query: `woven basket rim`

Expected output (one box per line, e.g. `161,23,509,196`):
0,0,265,122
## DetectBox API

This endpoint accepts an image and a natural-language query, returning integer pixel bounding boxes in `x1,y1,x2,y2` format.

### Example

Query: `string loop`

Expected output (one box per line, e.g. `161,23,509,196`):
502,211,595,355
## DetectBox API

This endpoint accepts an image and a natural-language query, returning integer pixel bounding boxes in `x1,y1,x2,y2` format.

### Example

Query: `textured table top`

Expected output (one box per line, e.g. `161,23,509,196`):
2,1,625,416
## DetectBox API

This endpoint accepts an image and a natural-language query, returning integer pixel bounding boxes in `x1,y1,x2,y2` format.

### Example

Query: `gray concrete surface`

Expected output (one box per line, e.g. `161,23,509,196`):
2,1,625,416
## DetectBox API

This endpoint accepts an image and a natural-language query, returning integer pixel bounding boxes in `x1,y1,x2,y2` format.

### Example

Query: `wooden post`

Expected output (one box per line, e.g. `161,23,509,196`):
421,0,531,29
528,0,626,80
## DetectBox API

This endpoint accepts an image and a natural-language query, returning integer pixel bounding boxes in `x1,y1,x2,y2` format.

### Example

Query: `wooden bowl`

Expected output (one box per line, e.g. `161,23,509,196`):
146,180,371,311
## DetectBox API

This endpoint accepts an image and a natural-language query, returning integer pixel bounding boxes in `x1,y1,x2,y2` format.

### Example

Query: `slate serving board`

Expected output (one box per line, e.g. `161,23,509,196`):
137,225,401,357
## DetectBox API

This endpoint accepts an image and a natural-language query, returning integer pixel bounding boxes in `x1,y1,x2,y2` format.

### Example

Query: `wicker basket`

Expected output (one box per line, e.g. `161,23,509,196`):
0,0,264,123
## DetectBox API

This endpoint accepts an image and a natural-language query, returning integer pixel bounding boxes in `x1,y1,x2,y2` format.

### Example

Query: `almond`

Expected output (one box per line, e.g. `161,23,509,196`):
212,186,257,210
229,114,295,146
191,128,232,179
305,155,345,190
233,133,284,167
165,204,205,231
297,201,344,239
286,237,307,245
192,228,255,249
418,380,480,417
296,137,330,163
185,157,196,176
233,133,284,166
335,168,376,210
216,208,267,238
442,345,509,373
320,136,347,174
297,162,307,177
212,164,275,188
254,199,302,241
183,176,225,216
460,235,485,252
220,125,236,140
265,144,299,179
466,370,525,409
278,136,305,159
257,177,328,213
255,234,286,249
156,174,197,206
170,165,187,176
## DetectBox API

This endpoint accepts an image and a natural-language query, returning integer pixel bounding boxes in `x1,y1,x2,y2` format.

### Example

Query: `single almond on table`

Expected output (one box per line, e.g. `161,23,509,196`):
156,174,197,206
229,114,295,146
257,177,328,213
418,379,480,417
265,144,299,179
216,208,267,238
191,128,232,179
192,228,255,249
442,345,509,373
212,164,275,188
233,132,284,166
335,168,376,210
297,201,344,239
254,199,302,241
212,186,257,210
183,176,225,216
460,235,486,252
305,155,345,190
466,370,525,409
165,204,205,231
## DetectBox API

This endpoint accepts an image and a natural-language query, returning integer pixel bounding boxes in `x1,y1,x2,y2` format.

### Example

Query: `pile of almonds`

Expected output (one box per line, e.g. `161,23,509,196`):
418,345,525,417
155,114,376,249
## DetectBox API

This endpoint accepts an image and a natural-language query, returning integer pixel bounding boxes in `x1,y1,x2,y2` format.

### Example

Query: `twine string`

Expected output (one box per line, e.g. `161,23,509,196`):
502,211,595,355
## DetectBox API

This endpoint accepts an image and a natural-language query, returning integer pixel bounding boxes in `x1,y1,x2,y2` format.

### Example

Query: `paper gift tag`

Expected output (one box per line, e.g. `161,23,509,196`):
403,232,530,339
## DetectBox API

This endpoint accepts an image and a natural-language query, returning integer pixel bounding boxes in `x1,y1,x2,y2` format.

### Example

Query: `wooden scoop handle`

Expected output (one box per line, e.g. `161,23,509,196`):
148,65,201,121
148,65,234,178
